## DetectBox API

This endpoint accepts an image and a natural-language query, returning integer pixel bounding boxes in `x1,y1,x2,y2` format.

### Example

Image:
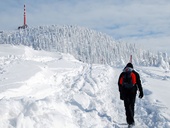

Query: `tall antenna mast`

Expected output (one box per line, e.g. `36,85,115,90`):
18,4,28,29
24,4,26,25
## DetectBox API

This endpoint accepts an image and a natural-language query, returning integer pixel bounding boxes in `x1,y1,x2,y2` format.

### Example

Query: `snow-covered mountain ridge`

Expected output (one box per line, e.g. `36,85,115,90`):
0,25,169,69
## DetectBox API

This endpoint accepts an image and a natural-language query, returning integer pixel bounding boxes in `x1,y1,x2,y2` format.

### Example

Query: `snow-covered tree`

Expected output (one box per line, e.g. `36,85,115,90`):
0,25,170,69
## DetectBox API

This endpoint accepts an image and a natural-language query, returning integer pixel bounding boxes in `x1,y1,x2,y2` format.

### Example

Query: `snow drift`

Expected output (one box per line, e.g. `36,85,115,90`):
0,45,170,128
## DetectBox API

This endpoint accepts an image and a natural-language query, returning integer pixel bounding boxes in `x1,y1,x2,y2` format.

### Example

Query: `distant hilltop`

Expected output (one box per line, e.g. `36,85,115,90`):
0,25,169,69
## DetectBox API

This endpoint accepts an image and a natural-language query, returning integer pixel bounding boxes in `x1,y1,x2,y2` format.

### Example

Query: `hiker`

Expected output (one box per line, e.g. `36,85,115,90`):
118,63,144,127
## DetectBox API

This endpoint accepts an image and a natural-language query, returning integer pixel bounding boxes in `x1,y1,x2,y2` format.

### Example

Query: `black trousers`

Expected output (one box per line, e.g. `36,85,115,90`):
122,86,137,125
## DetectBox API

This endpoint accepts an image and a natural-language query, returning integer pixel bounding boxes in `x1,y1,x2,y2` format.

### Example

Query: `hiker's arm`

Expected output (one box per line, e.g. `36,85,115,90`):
136,72,144,98
136,73,143,92
118,73,124,100
118,73,123,92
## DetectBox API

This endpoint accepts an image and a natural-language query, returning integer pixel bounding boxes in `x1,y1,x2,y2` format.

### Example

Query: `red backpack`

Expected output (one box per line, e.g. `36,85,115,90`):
120,67,136,88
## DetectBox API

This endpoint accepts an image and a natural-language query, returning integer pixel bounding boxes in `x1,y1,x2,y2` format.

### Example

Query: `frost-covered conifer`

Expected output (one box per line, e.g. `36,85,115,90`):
0,25,169,69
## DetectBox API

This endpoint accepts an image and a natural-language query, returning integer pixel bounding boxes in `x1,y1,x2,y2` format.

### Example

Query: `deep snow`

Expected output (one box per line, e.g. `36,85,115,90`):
0,45,170,128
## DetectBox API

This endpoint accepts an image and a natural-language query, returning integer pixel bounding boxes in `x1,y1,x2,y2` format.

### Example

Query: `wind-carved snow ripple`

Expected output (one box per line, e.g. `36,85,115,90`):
56,64,115,128
140,68,170,80
135,89,170,128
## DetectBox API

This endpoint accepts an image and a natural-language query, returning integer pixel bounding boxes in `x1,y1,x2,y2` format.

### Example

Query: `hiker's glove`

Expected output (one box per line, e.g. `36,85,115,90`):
139,91,143,99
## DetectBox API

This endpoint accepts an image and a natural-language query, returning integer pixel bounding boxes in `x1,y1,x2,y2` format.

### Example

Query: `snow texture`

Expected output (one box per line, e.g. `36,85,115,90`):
0,45,170,128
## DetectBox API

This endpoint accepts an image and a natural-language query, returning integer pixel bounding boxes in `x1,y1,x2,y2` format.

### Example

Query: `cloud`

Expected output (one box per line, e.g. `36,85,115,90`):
1,0,170,53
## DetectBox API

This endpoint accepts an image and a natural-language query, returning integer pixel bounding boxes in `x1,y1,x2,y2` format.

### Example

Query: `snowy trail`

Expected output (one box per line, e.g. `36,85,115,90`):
133,67,170,128
0,46,170,128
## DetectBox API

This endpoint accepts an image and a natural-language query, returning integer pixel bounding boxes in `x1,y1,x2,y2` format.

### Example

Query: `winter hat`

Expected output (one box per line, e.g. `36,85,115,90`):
126,63,133,69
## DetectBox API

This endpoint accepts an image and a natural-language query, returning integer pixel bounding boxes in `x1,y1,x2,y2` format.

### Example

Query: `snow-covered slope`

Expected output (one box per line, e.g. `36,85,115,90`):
0,25,170,69
0,45,170,128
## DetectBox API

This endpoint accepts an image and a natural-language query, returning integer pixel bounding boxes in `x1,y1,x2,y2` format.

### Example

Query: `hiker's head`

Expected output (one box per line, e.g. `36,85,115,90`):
126,63,133,69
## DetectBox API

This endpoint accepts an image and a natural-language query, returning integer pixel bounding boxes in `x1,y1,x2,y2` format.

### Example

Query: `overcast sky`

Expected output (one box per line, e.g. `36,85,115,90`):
1,0,170,53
